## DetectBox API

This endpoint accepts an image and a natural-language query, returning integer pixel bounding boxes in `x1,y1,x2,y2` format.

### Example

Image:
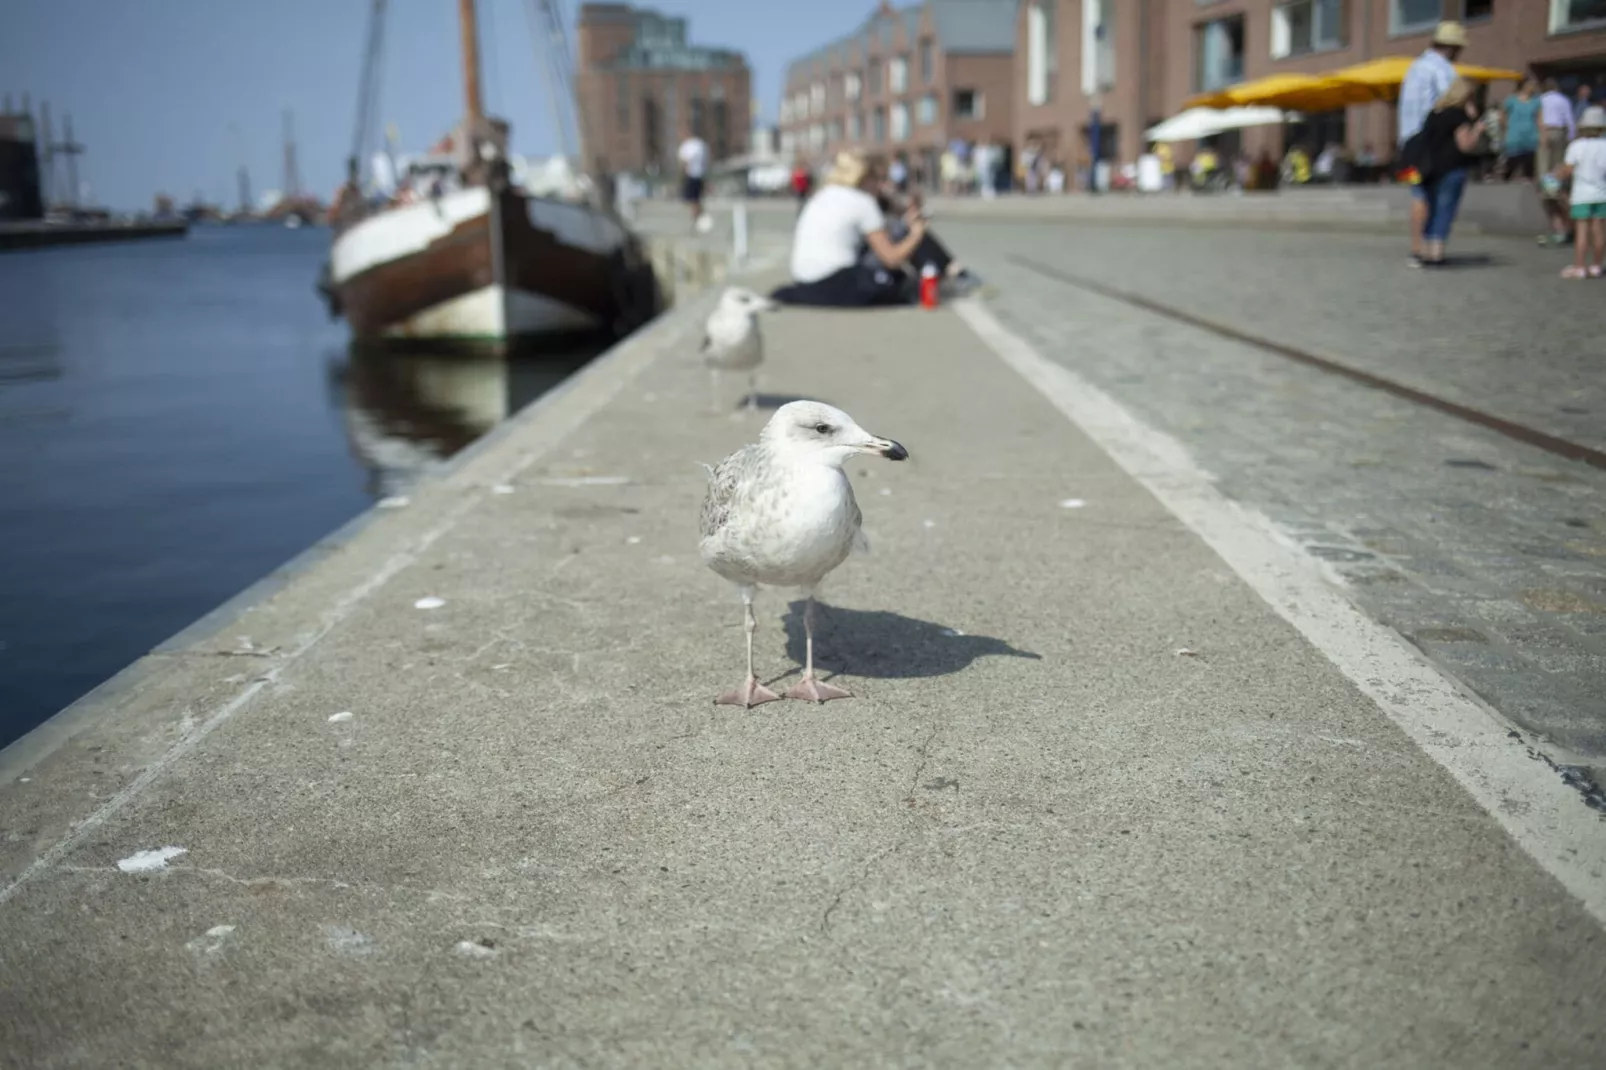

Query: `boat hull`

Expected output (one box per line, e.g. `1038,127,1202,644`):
329,185,645,347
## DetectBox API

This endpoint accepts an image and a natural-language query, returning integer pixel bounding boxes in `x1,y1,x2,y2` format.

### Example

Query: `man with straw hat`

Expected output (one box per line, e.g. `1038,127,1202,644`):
1399,22,1467,263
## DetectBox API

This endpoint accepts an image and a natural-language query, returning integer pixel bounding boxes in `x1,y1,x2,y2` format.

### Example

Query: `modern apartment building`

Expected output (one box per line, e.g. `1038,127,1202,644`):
1015,0,1606,170
778,0,1021,182
574,3,752,177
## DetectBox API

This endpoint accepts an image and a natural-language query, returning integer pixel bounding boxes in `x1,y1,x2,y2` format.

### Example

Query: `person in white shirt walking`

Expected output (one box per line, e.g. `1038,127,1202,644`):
678,133,710,233
1398,21,1466,261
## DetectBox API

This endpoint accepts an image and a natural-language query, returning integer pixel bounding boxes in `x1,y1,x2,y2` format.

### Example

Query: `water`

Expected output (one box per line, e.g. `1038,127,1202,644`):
0,226,599,749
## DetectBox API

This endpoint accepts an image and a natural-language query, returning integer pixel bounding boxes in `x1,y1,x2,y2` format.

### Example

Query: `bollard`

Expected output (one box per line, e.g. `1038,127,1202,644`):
732,202,749,267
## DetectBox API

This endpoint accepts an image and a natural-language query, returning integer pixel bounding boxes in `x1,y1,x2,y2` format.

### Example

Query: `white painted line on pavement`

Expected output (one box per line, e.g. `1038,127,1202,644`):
955,297,1606,927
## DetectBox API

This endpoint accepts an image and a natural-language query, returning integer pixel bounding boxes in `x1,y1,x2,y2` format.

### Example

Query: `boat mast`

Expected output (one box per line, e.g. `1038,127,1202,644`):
458,0,485,122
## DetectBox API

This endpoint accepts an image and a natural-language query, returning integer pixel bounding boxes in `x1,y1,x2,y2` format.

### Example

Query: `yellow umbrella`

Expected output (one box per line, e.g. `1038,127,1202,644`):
1186,59,1527,113
1320,57,1526,103
1184,73,1346,112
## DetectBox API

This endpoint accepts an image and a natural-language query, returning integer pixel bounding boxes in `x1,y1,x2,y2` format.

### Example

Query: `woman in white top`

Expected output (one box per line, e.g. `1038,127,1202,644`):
772,152,931,308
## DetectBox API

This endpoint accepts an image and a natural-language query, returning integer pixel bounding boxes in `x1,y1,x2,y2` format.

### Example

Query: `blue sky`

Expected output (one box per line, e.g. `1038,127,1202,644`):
0,0,869,211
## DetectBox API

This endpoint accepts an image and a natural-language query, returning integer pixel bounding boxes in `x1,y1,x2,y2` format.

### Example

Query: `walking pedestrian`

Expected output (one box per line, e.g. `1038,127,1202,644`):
1558,105,1606,278
677,130,710,233
1502,79,1540,180
1398,21,1466,262
1404,78,1485,267
1538,78,1579,246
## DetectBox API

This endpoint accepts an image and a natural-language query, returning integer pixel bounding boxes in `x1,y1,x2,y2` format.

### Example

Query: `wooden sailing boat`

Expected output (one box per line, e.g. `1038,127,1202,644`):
324,0,657,348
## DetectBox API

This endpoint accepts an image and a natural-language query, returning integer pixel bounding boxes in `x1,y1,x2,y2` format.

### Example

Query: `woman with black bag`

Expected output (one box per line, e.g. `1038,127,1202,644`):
1404,78,1486,267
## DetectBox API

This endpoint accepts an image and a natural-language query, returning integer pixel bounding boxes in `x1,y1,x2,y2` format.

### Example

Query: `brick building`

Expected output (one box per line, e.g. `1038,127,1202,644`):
574,4,752,178
1014,0,1606,173
778,0,1021,184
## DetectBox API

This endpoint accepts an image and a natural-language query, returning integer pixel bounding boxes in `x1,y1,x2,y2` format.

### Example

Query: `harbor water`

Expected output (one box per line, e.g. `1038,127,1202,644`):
0,226,600,749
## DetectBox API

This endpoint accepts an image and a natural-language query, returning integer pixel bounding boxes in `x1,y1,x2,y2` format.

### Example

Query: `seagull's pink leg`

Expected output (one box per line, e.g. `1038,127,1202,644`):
786,594,852,703
716,586,780,708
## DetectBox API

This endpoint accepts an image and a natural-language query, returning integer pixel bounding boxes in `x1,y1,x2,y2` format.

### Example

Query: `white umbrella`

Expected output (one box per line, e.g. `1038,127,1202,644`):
1145,106,1294,143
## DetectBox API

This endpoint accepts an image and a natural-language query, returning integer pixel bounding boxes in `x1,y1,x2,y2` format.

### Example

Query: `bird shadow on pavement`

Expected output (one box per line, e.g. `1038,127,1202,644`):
781,600,1041,681
742,393,834,411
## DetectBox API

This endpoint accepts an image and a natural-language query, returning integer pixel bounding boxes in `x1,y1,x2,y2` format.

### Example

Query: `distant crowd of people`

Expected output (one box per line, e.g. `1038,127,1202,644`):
1395,20,1604,275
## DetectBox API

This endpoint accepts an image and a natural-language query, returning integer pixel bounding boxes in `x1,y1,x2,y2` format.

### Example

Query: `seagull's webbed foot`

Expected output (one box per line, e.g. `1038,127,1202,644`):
785,674,853,703
716,676,782,708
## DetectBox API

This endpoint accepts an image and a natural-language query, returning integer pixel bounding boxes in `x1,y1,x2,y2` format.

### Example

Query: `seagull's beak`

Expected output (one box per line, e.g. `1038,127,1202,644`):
863,435,908,461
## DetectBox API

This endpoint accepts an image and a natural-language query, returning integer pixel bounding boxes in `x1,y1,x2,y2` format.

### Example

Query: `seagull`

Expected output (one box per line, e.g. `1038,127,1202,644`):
699,400,908,707
701,287,777,414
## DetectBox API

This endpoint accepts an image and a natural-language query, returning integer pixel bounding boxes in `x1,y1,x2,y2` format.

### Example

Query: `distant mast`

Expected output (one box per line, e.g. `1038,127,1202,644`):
458,0,484,123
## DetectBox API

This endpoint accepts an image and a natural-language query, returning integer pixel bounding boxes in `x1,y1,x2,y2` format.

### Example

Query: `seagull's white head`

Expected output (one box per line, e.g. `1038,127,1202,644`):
717,286,779,318
761,401,908,468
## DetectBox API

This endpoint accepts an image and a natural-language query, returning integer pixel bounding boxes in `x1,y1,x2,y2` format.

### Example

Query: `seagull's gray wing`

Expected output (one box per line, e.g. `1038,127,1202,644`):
699,445,760,540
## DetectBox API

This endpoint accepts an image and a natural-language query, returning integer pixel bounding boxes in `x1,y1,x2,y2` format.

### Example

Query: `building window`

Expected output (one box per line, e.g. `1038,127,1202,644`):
1550,0,1604,30
617,75,631,130
690,97,706,138
1193,16,1245,92
845,72,862,100
1458,0,1493,20
1082,0,1115,95
810,83,826,116
952,88,983,120
828,119,842,144
920,38,934,81
1272,0,1345,58
1027,1,1058,105
891,102,910,140
868,57,883,94
890,56,909,93
872,106,886,142
1390,0,1441,35
779,99,792,124
711,100,729,159
850,111,863,140
918,93,938,125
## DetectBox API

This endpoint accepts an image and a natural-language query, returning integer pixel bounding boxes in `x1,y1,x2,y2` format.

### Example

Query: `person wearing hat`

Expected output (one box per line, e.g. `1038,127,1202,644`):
1557,104,1606,278
1399,22,1467,261
771,151,931,308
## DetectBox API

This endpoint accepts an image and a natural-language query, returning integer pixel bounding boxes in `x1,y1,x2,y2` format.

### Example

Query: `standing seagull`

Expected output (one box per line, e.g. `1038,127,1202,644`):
701,287,777,414
699,400,908,706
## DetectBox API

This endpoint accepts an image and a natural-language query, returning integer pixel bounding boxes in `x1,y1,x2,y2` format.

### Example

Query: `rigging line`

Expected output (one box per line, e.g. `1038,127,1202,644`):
350,0,387,181
523,0,610,235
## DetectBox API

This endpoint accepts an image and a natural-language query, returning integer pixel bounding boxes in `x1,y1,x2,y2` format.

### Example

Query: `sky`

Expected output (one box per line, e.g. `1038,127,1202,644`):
0,0,872,211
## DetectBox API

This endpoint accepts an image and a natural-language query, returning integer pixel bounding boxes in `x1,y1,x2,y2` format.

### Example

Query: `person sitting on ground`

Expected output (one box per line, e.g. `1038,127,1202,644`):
1405,77,1486,267
1557,105,1606,278
867,165,978,294
770,151,964,309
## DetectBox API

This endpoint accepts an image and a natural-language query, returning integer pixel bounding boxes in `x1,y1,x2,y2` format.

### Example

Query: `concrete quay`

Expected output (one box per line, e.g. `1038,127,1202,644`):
2,258,1604,1066
0,218,190,252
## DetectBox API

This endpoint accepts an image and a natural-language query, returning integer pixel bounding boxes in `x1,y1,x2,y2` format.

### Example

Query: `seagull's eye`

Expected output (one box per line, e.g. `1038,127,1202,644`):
813,423,833,435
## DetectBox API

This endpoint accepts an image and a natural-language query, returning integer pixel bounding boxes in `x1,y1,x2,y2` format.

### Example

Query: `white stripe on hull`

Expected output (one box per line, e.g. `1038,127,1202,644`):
330,188,628,289
381,284,601,341
331,187,491,285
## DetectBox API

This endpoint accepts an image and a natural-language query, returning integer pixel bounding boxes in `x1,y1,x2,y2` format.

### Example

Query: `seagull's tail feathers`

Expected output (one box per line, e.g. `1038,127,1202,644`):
853,527,871,556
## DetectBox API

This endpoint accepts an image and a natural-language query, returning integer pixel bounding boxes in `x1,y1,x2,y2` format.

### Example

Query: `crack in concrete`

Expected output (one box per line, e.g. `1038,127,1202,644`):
820,724,943,936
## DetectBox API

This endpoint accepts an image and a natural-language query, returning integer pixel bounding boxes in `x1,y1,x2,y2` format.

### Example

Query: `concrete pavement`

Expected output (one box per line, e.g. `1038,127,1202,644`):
1,269,1604,1066
950,220,1606,794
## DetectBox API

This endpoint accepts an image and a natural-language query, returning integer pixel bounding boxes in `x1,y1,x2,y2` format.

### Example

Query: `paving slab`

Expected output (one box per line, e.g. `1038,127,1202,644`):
0,287,1603,1068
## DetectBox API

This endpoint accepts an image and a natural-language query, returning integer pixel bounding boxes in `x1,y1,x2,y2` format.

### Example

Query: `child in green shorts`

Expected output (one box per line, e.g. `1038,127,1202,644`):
1558,106,1606,278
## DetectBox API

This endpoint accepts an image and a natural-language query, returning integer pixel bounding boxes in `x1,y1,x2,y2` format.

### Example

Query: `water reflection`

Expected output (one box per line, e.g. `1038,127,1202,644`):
329,341,604,499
